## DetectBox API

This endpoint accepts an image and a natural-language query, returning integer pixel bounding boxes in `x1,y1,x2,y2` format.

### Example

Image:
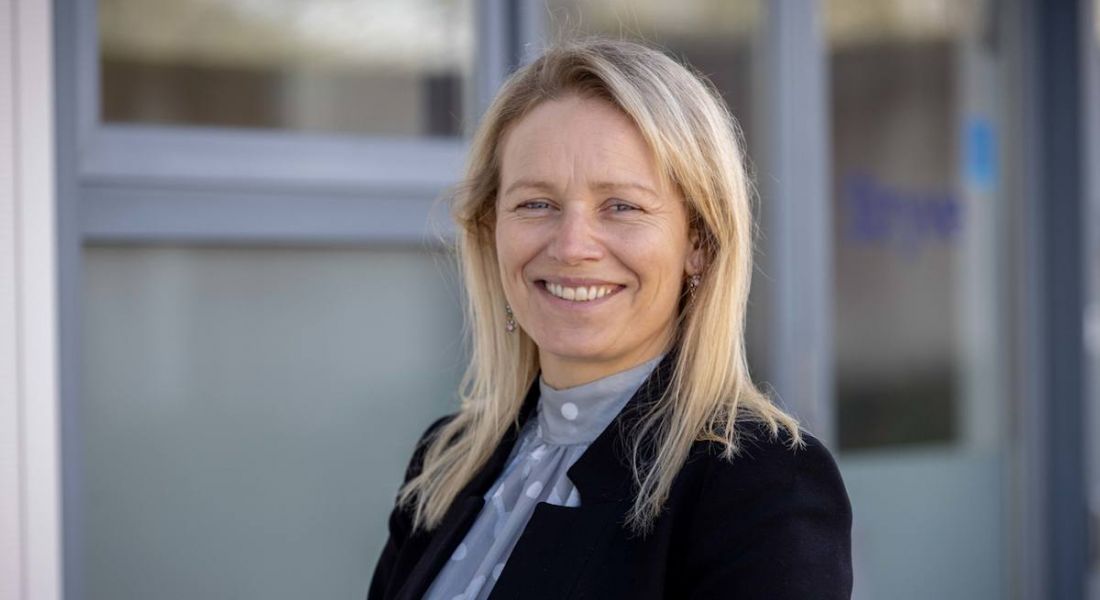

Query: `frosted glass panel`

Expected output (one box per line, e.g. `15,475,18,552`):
81,245,463,599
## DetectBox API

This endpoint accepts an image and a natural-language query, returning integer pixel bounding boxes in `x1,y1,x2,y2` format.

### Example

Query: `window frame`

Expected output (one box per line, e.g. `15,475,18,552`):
74,0,528,245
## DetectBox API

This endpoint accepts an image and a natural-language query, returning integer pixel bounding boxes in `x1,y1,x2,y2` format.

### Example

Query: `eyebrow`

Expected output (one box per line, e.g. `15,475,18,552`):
501,178,658,198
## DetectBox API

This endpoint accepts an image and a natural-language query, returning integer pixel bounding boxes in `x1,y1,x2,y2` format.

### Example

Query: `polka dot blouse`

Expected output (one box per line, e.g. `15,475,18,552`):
422,355,663,600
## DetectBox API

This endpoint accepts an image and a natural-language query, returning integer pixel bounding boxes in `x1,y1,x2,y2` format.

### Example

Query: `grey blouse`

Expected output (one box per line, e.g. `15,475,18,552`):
423,355,663,600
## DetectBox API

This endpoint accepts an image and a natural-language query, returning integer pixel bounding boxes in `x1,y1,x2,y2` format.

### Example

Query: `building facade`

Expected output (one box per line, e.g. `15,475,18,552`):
4,0,1099,598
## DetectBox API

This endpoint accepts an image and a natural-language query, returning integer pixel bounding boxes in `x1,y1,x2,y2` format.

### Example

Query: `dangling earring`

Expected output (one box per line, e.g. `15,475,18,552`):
505,303,517,332
687,274,701,300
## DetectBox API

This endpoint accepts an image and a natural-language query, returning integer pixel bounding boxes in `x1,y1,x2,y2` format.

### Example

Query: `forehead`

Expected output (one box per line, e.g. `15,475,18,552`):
498,95,662,187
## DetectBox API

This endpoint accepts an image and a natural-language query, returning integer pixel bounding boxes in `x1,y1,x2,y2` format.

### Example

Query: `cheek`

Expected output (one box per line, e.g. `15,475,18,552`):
623,234,690,295
495,224,534,283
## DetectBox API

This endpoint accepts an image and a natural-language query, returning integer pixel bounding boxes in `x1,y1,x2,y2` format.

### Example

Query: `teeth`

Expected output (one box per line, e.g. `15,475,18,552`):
544,282,616,302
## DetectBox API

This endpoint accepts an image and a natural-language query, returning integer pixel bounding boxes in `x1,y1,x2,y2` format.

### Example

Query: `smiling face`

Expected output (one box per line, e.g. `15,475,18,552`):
495,94,704,389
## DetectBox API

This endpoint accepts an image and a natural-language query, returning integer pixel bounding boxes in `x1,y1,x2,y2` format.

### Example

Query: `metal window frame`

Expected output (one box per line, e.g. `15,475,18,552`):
1007,0,1091,597
1087,0,1100,587
1083,0,1100,594
753,0,834,445
3,0,62,598
71,0,527,246
78,127,468,245
1088,0,1100,537
1038,0,1089,596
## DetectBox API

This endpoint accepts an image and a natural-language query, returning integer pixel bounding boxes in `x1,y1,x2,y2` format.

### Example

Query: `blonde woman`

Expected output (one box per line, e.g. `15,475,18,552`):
368,38,852,600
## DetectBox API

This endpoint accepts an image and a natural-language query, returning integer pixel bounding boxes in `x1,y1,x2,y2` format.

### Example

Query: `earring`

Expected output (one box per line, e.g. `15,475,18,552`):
505,303,517,332
687,274,701,299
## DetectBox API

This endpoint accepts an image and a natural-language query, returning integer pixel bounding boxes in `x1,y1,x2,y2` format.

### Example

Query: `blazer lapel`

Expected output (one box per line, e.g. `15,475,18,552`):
393,382,541,600
487,501,623,599
487,351,678,599
566,350,676,504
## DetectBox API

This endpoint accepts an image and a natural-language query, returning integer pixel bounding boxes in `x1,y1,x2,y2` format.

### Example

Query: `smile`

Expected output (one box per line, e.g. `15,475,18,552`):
540,281,621,302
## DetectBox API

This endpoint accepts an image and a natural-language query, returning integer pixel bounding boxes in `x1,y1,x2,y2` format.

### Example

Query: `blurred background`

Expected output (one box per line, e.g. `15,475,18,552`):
3,0,1099,598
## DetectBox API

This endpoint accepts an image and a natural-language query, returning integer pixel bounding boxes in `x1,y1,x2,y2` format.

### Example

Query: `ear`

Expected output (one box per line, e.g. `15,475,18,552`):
684,227,706,276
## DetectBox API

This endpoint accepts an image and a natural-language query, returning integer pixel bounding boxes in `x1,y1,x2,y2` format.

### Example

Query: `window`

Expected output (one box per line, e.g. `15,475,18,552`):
99,0,475,136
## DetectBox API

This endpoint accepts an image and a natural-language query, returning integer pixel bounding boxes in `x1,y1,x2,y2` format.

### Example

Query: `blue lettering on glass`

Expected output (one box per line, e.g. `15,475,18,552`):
843,171,962,259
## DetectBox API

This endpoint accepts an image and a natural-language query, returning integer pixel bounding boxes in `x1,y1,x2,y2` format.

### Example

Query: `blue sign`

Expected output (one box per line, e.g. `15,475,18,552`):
963,117,997,194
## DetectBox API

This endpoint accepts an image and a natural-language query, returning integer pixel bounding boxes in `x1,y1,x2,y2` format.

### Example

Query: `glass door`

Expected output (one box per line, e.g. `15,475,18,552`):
826,1,1014,597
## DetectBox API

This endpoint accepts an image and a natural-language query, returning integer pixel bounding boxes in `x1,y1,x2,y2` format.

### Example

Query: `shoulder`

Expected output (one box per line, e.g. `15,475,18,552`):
691,421,850,515
681,420,852,551
418,413,458,444
401,413,459,484
701,421,846,493
675,422,853,597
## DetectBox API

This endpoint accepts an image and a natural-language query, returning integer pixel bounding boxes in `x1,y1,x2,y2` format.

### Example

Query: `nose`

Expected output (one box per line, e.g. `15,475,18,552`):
546,207,603,265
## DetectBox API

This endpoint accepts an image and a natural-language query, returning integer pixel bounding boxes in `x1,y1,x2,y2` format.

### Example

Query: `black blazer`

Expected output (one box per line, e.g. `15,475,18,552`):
368,354,853,599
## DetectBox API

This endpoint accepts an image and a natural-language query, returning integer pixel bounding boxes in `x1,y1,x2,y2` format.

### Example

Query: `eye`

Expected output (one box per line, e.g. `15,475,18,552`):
517,200,553,210
607,200,640,213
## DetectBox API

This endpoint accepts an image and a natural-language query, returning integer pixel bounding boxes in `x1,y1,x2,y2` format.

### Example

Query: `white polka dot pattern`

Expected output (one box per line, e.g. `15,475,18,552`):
421,355,663,600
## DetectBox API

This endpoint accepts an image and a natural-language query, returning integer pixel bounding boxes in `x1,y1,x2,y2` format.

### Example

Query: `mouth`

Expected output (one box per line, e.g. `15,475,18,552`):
535,279,624,304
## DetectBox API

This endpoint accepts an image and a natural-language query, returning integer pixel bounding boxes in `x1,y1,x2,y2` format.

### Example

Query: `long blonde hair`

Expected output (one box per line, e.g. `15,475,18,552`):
398,38,802,535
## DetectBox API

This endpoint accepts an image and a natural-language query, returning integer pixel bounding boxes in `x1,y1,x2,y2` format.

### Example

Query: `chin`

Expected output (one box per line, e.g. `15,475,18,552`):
531,332,614,362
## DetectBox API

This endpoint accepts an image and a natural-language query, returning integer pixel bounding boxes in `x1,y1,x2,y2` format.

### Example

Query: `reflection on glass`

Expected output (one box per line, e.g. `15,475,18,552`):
544,0,759,149
80,246,464,599
99,0,473,136
828,0,973,450
826,0,974,47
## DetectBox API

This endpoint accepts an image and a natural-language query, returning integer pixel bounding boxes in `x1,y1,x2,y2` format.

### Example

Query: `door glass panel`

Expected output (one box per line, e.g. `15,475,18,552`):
81,245,463,599
99,0,474,136
827,0,1011,598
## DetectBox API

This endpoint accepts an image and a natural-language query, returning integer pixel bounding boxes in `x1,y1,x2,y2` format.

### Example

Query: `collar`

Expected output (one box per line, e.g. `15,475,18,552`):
536,355,663,446
454,349,679,506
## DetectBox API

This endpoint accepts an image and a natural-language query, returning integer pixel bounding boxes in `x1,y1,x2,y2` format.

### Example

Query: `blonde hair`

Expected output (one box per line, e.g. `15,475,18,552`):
398,37,802,535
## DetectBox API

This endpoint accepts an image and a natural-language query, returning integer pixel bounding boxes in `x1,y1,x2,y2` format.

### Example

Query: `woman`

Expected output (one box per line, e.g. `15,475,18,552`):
369,38,852,600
